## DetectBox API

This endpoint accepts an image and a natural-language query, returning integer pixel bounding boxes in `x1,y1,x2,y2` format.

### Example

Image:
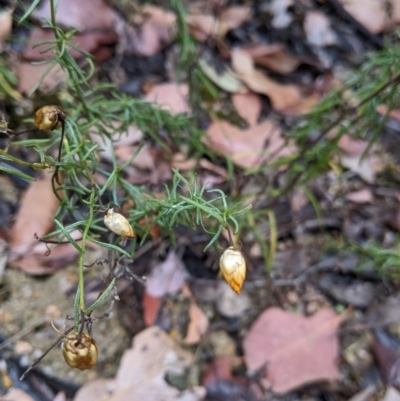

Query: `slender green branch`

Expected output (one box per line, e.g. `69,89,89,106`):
77,190,96,313
0,149,50,169
84,278,116,315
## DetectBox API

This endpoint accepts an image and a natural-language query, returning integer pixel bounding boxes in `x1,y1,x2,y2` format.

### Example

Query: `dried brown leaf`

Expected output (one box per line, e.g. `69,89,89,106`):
144,83,191,115
33,0,117,31
182,284,209,344
0,7,13,51
17,63,67,94
128,6,176,56
231,93,262,126
25,27,117,60
202,356,244,386
338,135,380,183
391,0,400,25
243,307,346,393
25,0,118,60
0,389,36,401
90,123,143,162
231,49,317,115
241,44,301,75
345,188,373,204
171,153,198,170
74,379,113,401
108,326,206,401
337,0,387,34
53,392,66,401
183,300,209,344
377,104,400,122
382,387,400,401
187,7,249,41
218,6,251,37
114,145,155,170
143,293,162,326
338,135,368,156
115,326,191,388
186,14,218,41
290,187,309,213
8,239,80,275
9,173,59,259
204,119,295,169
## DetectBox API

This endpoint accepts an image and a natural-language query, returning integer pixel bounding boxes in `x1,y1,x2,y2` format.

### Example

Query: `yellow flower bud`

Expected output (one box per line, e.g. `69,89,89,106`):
34,105,65,131
104,208,135,238
62,332,98,370
219,246,246,294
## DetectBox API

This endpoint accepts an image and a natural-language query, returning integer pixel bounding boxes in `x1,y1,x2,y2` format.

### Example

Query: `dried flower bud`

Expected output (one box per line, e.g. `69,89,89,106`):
62,332,98,370
219,246,246,294
34,105,65,131
104,208,135,238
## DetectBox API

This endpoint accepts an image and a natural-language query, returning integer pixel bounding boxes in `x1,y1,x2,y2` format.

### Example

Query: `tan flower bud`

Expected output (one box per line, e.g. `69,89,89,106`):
104,208,135,238
34,105,65,131
62,332,98,370
219,246,246,294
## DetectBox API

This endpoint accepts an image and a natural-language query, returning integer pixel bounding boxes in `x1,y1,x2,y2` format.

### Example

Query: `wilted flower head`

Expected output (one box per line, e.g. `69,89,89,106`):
104,208,135,238
219,246,246,294
62,332,98,371
34,105,65,131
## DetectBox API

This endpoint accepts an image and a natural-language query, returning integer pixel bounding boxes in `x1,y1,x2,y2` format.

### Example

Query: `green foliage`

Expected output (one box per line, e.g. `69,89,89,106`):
0,57,20,99
280,45,400,193
0,0,253,329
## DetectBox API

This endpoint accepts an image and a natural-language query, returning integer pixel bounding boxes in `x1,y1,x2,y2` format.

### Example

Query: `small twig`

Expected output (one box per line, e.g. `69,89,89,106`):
273,257,338,287
20,326,74,381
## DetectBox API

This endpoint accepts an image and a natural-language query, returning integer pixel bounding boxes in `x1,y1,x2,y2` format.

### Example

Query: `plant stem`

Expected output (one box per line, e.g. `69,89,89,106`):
84,278,116,314
77,190,95,312
0,149,50,169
